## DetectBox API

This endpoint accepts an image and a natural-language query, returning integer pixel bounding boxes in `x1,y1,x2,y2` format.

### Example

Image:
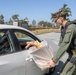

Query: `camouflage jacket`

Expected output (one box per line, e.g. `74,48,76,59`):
52,23,76,63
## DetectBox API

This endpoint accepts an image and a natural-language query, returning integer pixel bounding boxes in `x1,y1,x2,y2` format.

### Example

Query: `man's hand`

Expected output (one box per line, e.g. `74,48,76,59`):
48,60,56,68
25,41,35,49
25,41,42,49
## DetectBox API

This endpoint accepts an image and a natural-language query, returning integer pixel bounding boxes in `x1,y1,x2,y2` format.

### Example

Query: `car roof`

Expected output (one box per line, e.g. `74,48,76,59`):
0,24,36,36
0,24,27,30
0,24,41,43
0,24,31,32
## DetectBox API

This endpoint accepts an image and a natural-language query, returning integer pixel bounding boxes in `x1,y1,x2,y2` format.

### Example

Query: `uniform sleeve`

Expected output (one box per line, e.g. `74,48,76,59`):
52,25,75,63
58,36,62,46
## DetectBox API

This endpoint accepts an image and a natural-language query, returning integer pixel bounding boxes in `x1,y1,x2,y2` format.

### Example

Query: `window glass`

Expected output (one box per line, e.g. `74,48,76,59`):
14,31,35,50
15,32,34,41
0,32,5,38
0,31,12,55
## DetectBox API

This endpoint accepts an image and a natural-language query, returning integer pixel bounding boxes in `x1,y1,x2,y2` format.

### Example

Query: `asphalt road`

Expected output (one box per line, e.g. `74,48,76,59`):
37,32,69,75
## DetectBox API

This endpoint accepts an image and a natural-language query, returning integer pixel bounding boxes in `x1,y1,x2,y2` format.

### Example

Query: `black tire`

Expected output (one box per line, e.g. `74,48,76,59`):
48,67,56,74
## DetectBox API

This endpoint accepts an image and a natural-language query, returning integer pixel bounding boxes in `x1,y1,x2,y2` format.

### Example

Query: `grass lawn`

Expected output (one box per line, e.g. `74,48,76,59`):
31,28,59,35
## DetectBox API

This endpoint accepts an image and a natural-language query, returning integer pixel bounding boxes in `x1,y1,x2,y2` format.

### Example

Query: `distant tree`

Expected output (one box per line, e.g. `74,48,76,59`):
38,21,52,27
38,21,45,27
24,17,28,21
12,14,19,21
32,20,36,26
8,18,13,25
23,17,29,23
29,24,34,28
0,14,4,24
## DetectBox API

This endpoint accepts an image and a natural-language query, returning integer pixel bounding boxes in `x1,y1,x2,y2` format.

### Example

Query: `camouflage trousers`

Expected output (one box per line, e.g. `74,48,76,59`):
60,55,76,75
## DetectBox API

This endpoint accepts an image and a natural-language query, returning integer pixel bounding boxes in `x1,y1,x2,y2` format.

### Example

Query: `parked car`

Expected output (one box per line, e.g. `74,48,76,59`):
0,25,58,75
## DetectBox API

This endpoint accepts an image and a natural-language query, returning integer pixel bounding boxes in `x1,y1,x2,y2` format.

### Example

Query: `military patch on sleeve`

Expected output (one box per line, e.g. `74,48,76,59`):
66,30,72,33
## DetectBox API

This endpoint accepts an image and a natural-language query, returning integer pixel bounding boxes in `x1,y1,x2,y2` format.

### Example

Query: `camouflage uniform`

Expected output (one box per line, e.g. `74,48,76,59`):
51,9,76,75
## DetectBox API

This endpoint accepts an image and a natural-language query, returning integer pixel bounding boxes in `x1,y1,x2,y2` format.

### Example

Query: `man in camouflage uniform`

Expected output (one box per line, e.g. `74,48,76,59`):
48,6,76,75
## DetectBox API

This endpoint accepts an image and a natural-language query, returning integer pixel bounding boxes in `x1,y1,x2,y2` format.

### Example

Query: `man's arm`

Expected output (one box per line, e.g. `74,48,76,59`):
48,25,75,68
58,36,62,46
52,25,75,63
25,40,42,49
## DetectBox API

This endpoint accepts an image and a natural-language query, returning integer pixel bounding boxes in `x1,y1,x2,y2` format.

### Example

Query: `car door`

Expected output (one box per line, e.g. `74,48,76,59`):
13,29,45,75
0,30,26,75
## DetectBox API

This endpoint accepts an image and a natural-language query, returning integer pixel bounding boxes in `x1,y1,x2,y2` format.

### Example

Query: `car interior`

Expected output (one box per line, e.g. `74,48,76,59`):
19,39,33,50
0,34,11,54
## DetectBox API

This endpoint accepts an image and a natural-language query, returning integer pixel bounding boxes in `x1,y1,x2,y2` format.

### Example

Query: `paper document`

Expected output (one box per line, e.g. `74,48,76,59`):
31,46,53,70
29,40,55,70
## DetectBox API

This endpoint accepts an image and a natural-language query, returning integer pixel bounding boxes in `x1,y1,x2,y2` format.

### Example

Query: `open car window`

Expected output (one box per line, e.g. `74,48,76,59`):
15,32,34,42
14,31,36,50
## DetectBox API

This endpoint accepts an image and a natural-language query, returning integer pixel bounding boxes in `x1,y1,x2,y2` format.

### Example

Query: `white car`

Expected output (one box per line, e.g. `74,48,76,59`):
0,25,58,75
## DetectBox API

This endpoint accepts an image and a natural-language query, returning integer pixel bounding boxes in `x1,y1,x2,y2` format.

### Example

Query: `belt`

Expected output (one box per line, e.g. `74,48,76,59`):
71,50,76,55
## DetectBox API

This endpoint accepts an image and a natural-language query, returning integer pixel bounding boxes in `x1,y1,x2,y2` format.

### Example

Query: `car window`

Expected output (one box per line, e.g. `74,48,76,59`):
14,31,35,50
0,32,5,39
15,32,34,41
0,32,12,55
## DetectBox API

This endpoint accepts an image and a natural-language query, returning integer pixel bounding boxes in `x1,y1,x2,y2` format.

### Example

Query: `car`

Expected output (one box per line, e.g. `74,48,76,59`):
0,25,58,75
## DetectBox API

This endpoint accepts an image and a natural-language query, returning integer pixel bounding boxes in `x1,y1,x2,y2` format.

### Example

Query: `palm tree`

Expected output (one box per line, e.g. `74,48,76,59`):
12,14,19,21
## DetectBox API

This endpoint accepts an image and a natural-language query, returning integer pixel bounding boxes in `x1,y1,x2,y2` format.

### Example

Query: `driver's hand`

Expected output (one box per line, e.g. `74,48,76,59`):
25,41,35,49
25,40,42,49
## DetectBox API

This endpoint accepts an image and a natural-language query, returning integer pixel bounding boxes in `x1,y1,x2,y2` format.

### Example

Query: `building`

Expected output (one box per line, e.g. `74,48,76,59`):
13,20,29,29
